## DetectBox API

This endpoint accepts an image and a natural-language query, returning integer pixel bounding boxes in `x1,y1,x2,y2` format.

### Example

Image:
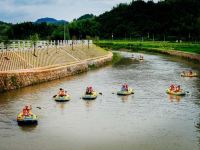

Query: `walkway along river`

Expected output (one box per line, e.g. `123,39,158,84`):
0,51,199,150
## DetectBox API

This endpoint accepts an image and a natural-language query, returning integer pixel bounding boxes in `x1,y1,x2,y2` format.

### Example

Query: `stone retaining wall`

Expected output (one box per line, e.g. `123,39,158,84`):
0,52,113,92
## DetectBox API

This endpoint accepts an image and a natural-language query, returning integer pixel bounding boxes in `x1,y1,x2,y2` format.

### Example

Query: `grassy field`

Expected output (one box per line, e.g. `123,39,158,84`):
95,40,200,54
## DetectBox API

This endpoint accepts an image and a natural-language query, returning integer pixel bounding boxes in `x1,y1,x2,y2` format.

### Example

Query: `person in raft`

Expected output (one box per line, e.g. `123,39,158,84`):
58,88,67,97
86,86,93,95
169,84,175,91
169,84,181,92
121,83,129,91
189,70,193,75
140,55,144,60
175,85,181,92
22,105,32,116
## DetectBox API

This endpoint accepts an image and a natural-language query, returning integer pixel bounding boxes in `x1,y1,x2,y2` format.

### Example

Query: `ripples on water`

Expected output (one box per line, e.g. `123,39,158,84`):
0,51,199,150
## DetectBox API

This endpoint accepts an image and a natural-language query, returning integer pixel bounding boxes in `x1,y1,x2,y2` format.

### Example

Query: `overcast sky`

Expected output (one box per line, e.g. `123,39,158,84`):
0,0,158,23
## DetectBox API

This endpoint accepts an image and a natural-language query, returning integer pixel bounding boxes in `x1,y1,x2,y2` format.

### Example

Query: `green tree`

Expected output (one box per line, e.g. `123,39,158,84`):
86,35,91,49
30,33,39,57
71,35,77,50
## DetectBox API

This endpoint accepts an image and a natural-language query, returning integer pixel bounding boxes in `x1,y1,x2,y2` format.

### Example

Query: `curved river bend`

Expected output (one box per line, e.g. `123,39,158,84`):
0,51,200,150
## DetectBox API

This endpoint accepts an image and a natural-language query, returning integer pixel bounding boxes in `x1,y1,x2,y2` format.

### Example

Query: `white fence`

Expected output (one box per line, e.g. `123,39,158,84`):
0,40,93,51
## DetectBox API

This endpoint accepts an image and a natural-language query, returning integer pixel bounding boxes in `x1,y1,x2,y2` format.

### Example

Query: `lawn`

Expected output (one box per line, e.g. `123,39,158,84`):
95,40,200,54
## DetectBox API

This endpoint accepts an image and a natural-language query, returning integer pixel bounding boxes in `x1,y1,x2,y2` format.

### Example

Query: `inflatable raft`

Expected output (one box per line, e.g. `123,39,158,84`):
82,91,97,100
17,112,38,125
54,95,70,102
117,88,134,96
166,88,186,96
181,73,198,77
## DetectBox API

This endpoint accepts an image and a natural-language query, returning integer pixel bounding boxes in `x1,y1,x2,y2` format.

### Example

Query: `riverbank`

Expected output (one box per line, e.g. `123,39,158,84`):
95,40,200,62
0,45,113,92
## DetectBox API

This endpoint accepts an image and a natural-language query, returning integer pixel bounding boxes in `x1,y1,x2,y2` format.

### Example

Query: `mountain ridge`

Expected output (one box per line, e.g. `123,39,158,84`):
35,17,68,24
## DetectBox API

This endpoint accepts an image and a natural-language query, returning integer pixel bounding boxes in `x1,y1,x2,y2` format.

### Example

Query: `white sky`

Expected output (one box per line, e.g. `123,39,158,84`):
0,0,158,23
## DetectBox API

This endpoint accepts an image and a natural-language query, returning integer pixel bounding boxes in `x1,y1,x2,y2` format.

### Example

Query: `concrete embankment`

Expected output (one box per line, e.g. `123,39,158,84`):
0,52,113,92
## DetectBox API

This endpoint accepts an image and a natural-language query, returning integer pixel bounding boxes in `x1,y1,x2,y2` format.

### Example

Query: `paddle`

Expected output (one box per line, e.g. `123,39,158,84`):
99,92,103,95
53,95,57,98
185,91,190,94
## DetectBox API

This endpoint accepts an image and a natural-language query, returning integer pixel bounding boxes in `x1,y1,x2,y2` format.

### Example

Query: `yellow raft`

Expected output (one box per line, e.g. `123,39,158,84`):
166,88,186,96
54,94,70,102
17,112,38,125
82,91,97,100
117,88,134,96
181,72,198,77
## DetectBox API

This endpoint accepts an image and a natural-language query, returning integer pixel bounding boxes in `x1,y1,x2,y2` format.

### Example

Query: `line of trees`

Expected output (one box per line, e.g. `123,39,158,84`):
97,0,200,41
0,0,200,41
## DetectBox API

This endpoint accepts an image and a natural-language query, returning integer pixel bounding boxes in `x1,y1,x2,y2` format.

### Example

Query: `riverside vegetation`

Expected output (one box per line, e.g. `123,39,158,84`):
1,0,200,42
95,40,200,54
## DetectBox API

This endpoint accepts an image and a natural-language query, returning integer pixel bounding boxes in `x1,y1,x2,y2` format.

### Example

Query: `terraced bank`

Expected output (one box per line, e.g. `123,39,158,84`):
0,44,112,92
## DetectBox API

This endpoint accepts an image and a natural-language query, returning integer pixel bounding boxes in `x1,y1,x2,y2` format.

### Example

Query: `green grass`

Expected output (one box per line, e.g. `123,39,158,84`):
112,52,123,64
95,40,200,54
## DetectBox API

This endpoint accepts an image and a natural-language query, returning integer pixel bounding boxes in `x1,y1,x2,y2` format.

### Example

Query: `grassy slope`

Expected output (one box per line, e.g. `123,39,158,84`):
95,40,200,54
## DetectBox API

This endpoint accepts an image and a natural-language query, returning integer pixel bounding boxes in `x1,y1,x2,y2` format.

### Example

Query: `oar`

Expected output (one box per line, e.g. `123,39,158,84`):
99,92,103,95
53,95,57,98
36,107,42,109
185,91,190,94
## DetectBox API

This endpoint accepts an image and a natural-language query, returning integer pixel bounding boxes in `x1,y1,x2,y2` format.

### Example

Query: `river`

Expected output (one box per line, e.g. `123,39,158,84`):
0,51,199,150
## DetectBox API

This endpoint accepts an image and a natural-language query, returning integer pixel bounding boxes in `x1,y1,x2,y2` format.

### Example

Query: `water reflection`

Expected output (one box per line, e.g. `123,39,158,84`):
84,100,95,108
120,95,129,102
57,103,66,110
168,95,182,103
19,125,37,132
117,95,132,103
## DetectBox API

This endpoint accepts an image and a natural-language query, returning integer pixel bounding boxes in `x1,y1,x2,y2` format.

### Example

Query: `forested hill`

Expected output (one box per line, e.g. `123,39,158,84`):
0,0,200,41
96,0,200,40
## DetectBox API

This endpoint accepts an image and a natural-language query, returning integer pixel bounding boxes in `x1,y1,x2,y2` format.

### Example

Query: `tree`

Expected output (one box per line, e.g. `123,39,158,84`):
30,33,39,57
86,35,91,49
64,25,70,40
71,35,77,50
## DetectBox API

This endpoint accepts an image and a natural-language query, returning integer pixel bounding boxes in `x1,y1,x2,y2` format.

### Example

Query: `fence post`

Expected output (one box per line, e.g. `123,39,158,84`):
57,40,59,47
23,41,25,50
0,43,1,52
12,42,15,51
18,41,20,50
53,40,55,47
2,42,4,51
